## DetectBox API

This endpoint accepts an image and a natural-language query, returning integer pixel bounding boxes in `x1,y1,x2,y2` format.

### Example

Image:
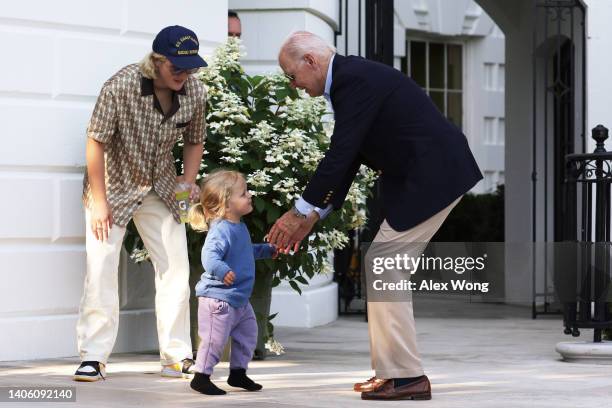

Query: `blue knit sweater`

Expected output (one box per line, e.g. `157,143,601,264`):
195,219,274,307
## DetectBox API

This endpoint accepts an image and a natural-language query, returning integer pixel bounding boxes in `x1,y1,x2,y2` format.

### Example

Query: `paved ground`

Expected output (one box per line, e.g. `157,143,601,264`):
1,298,611,407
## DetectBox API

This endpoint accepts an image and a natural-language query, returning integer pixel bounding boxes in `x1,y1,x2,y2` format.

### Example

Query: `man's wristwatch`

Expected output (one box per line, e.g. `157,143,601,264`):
292,206,308,219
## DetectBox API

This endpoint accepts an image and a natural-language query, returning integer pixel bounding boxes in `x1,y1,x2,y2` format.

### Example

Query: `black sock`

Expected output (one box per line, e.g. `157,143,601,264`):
190,372,226,395
227,368,263,391
394,376,425,387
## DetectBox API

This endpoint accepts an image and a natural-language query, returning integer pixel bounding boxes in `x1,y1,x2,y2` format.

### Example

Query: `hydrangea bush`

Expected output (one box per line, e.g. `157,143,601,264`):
185,37,375,290
126,38,375,352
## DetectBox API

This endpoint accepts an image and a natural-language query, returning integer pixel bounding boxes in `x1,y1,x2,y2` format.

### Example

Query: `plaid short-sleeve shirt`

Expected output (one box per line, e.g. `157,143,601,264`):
82,64,207,227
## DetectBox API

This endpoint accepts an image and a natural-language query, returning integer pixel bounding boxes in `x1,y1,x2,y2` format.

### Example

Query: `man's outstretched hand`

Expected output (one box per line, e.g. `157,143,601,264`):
267,209,319,252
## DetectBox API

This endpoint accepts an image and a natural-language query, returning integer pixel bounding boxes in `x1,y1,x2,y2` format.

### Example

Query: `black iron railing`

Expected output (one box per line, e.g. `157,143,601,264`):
562,125,612,341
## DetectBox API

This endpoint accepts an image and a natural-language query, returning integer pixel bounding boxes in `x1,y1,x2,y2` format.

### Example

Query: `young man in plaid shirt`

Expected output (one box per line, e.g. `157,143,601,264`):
74,25,207,382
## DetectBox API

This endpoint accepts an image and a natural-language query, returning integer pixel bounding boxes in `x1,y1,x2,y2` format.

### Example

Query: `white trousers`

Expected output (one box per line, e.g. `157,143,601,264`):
367,197,461,378
76,192,192,365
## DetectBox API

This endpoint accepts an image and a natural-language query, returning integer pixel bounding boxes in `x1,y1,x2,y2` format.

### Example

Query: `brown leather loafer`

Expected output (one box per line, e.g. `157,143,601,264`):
361,375,432,400
353,376,389,392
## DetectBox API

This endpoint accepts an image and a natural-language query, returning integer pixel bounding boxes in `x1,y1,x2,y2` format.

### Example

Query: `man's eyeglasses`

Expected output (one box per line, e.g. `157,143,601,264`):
283,72,295,81
170,64,199,76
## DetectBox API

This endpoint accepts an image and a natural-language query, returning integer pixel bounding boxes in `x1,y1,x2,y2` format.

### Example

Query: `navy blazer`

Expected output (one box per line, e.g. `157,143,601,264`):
302,54,483,232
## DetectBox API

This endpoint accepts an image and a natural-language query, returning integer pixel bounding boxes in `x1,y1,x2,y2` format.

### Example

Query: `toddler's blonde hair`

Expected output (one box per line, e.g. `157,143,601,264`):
188,169,244,231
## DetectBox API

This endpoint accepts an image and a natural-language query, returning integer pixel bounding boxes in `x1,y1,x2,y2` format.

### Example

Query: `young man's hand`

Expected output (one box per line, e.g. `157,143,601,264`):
91,200,113,242
176,175,200,202
223,270,236,286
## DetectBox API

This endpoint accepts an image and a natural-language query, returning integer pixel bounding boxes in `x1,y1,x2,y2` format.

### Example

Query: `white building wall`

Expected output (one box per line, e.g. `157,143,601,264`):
0,0,227,361
465,24,505,193
394,0,506,194
230,0,338,75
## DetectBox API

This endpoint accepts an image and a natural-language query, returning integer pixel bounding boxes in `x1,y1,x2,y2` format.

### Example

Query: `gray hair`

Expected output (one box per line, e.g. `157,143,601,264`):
279,30,336,62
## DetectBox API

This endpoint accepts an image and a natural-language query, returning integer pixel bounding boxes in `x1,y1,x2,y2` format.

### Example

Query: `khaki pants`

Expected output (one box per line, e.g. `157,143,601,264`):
76,191,192,365
367,197,461,378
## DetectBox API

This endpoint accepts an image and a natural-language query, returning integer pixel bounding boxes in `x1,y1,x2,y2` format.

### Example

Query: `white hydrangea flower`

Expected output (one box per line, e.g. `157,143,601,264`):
208,91,250,129
273,178,301,204
320,258,334,275
265,337,285,355
212,37,245,72
246,121,276,144
269,167,284,174
219,135,246,162
249,189,265,197
281,93,327,124
130,248,150,263
315,229,349,251
197,67,227,97
265,142,291,166
247,169,273,188
270,71,290,85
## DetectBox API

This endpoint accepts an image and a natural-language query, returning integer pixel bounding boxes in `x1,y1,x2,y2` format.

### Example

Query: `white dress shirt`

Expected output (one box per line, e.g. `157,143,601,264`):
295,53,336,219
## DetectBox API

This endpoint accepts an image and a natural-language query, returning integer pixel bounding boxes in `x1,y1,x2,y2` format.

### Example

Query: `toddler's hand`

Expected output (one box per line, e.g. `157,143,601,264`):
223,271,236,286
270,244,297,259
271,244,280,259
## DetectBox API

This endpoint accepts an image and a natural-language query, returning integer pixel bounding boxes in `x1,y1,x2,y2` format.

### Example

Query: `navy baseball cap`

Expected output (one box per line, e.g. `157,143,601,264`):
152,25,208,69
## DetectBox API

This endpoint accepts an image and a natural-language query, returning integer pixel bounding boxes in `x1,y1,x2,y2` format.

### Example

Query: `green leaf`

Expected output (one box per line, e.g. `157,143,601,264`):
266,205,281,224
123,234,135,253
249,75,265,87
289,280,302,295
251,217,265,231
255,100,273,112
294,276,309,285
251,110,271,122
275,88,290,101
254,196,266,212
